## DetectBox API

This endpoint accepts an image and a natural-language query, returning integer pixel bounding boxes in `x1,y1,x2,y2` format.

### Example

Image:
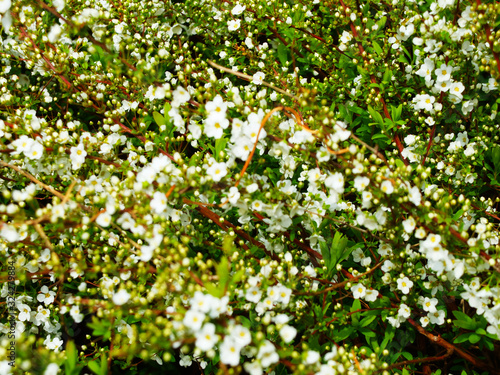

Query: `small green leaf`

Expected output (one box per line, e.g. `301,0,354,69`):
277,43,288,66
468,334,481,344
88,361,101,375
454,333,472,344
372,41,383,56
335,327,355,341
153,111,165,126
360,315,377,328
367,105,384,125
65,341,77,374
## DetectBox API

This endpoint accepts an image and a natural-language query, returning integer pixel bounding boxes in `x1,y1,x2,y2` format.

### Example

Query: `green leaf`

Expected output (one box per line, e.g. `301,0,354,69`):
215,136,228,162
335,327,355,341
377,16,387,30
372,41,383,56
454,333,472,344
380,326,395,352
360,315,377,327
65,341,78,375
468,334,481,344
329,231,349,270
391,104,403,122
382,68,393,84
452,311,476,330
402,351,413,360
87,317,111,341
277,43,288,66
153,111,165,126
475,328,487,335
367,105,384,125
320,241,331,271
88,361,101,375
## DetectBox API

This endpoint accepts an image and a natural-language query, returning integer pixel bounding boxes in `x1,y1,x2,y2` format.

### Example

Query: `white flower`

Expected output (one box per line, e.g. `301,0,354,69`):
45,336,64,351
53,0,65,11
37,285,56,305
252,72,265,85
44,363,59,375
206,161,228,182
402,216,416,233
422,297,438,313
380,180,394,194
408,186,422,206
354,176,370,192
195,323,219,351
183,309,206,332
257,340,279,367
96,211,112,227
228,19,241,31
305,350,320,364
18,303,31,322
324,172,344,193
245,286,262,303
435,63,452,82
0,0,11,13
364,289,379,302
398,303,411,319
204,115,229,139
25,140,44,160
428,309,446,325
449,81,465,98
112,289,131,305
0,224,19,242
230,324,251,347
150,191,168,214
351,283,366,299
279,324,297,343
227,187,240,205
179,354,192,367
172,86,190,107
219,336,241,366
70,143,87,169
397,276,413,294
48,24,62,43
231,4,246,15
412,94,435,112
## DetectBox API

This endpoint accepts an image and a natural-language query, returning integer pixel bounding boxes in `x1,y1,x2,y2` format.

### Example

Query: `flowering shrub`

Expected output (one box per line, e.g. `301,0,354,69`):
1,0,500,374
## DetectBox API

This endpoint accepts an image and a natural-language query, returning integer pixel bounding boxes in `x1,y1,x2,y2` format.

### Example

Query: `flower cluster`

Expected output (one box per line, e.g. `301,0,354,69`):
0,0,499,374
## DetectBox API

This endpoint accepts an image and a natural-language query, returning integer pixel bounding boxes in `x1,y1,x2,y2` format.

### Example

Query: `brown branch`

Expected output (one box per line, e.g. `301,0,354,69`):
295,261,383,296
375,348,454,373
407,318,500,374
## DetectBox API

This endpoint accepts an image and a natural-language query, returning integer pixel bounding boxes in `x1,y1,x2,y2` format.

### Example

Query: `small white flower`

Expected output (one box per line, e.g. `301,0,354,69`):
96,211,112,227
44,363,59,375
397,276,414,294
231,4,246,15
380,180,394,194
206,161,228,182
195,323,219,351
351,283,366,299
422,297,438,313
354,176,370,192
230,324,251,347
402,216,416,233
305,350,320,364
183,309,206,332
252,72,265,85
219,336,241,366
228,19,241,31
112,289,131,305
279,324,297,343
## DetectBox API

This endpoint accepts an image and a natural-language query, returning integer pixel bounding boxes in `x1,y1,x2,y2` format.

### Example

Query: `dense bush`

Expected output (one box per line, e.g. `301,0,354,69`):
1,0,499,374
